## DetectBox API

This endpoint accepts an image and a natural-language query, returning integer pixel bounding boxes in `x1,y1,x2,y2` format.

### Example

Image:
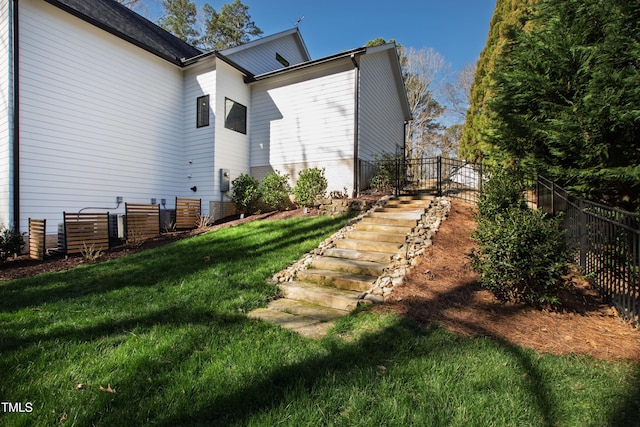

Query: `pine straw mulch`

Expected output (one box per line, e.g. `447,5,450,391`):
375,199,640,361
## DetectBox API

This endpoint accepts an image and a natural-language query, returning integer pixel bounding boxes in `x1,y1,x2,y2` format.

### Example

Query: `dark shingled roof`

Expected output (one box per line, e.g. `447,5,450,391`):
44,0,202,65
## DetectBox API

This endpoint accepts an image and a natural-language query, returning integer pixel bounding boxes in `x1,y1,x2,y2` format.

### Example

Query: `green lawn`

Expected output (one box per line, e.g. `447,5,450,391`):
1,215,638,426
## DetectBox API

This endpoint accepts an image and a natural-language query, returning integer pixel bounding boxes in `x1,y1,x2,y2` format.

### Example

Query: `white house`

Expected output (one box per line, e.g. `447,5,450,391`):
0,0,410,242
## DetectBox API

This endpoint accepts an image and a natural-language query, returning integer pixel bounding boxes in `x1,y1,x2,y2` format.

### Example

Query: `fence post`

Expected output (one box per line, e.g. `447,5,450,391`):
536,174,540,210
578,198,587,268
551,180,556,216
395,157,400,197
437,156,442,196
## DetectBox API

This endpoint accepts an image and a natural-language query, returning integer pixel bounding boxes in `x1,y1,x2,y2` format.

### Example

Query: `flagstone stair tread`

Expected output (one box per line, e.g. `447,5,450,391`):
247,308,339,339
296,269,375,292
335,239,403,254
323,248,393,264
310,256,386,276
346,230,407,243
279,280,363,311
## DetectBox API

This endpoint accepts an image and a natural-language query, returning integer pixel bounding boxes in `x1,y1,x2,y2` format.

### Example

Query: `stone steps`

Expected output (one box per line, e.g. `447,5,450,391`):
247,194,435,339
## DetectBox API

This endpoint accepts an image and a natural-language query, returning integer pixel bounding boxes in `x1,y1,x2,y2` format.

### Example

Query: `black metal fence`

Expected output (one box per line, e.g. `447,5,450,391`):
363,156,535,205
537,176,639,325
363,156,639,325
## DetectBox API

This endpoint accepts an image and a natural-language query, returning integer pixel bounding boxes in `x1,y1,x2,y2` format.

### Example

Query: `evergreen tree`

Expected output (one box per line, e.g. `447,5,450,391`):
459,0,537,163
488,0,640,210
158,0,199,45
201,0,262,51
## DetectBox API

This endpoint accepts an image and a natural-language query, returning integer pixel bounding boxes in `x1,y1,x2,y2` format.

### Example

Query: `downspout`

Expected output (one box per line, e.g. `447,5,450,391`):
403,121,408,164
351,53,360,197
10,0,19,230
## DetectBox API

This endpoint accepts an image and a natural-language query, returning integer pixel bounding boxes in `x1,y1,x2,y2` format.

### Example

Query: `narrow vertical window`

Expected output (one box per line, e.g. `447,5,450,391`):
197,95,209,128
224,98,247,134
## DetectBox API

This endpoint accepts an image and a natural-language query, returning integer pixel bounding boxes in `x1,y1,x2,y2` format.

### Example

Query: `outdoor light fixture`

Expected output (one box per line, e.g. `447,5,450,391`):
190,186,197,192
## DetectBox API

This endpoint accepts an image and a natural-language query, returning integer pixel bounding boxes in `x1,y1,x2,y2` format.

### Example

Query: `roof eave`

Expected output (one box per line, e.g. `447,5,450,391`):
246,47,366,83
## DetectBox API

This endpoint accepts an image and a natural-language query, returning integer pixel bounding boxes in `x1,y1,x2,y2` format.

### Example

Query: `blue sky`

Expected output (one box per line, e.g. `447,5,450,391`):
146,1,496,72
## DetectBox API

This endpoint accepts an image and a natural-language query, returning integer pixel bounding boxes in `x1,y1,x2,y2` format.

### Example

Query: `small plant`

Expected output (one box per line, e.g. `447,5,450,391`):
261,171,292,211
196,214,212,229
292,167,327,208
231,173,261,215
163,220,176,233
126,228,145,248
80,242,104,262
0,225,25,263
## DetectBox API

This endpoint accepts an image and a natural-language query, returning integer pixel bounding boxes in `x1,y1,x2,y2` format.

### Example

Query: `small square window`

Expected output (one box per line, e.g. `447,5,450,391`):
224,98,247,134
197,95,209,128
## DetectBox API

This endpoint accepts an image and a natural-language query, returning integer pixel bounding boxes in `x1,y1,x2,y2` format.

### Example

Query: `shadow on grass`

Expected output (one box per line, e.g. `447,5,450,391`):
0,216,347,313
1,214,637,426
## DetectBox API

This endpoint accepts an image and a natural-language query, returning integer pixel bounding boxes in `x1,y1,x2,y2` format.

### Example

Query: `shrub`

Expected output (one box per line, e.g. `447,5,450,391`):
0,226,25,263
477,166,527,218
292,168,327,208
261,171,292,211
368,153,402,193
471,169,570,308
231,173,261,214
471,208,570,307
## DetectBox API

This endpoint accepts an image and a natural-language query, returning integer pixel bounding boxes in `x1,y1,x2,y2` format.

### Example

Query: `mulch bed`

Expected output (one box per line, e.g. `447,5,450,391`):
376,199,640,361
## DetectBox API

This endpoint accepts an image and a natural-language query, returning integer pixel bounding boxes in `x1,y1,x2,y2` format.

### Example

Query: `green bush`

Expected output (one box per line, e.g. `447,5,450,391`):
231,173,261,214
471,169,570,308
477,167,527,218
471,208,570,307
368,153,402,193
0,226,25,263
292,168,327,208
261,171,292,211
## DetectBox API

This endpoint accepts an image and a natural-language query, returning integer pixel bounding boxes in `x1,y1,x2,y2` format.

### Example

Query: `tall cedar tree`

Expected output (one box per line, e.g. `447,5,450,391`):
488,0,640,211
460,0,537,163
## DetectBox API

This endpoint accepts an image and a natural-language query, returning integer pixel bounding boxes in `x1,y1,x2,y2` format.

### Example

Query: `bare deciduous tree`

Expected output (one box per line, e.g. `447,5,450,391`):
403,47,449,159
442,62,476,123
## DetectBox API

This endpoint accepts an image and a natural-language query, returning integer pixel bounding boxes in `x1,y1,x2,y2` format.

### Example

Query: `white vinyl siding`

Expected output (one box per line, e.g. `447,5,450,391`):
0,0,10,227
182,60,216,213
358,49,406,161
214,60,250,197
18,0,184,233
250,61,356,193
224,33,309,75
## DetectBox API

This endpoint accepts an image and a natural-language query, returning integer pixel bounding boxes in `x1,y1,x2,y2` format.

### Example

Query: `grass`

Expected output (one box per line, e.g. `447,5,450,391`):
1,215,639,426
